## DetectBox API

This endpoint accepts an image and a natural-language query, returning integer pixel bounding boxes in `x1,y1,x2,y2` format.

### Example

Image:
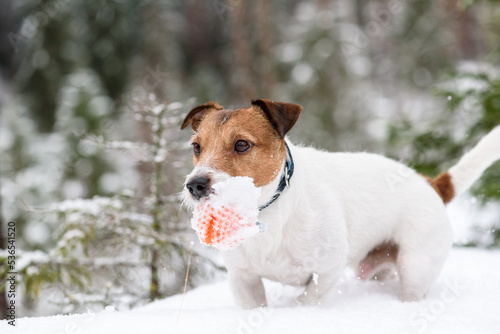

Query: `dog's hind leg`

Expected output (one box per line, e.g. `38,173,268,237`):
395,216,452,301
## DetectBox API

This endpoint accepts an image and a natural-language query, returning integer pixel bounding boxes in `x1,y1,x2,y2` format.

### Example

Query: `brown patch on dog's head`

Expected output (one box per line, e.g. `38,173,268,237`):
181,99,302,187
250,99,302,138
181,101,224,131
422,172,455,204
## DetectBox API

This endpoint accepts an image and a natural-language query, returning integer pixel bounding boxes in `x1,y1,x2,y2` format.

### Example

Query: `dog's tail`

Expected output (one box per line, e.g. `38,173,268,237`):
427,125,500,204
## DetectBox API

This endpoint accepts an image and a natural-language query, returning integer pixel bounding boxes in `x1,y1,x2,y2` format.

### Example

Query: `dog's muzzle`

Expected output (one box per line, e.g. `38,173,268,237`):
186,176,210,199
182,166,232,206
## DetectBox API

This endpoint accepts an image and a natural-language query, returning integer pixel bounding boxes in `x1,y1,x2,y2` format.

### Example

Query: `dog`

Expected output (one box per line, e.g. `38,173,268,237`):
181,99,500,309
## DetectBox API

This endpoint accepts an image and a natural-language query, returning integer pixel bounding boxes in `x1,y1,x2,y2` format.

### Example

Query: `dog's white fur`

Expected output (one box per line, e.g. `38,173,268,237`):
184,126,500,308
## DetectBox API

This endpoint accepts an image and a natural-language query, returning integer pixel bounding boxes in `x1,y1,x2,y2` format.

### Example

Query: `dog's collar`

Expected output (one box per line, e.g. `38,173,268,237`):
258,142,294,212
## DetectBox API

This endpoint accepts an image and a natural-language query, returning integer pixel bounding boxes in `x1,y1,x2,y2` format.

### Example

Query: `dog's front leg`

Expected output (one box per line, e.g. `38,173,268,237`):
297,271,340,306
228,269,267,309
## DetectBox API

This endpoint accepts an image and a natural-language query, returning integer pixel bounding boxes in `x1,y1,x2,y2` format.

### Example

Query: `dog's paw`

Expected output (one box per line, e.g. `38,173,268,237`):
297,292,321,307
398,289,426,302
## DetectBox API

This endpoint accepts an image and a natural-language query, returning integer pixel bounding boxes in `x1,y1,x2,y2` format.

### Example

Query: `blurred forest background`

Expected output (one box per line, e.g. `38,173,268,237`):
1,0,499,319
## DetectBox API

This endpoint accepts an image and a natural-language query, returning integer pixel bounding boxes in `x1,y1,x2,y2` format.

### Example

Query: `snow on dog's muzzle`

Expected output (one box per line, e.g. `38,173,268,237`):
190,176,261,251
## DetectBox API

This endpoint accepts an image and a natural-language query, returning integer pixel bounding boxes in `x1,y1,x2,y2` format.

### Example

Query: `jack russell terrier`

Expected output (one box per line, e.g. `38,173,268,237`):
181,99,500,309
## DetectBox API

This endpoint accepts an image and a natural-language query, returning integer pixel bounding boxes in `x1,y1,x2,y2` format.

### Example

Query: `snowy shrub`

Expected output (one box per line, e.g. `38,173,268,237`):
0,98,223,314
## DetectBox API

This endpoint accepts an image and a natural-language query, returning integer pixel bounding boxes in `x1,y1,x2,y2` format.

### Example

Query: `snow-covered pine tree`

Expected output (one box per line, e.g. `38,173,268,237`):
0,97,223,314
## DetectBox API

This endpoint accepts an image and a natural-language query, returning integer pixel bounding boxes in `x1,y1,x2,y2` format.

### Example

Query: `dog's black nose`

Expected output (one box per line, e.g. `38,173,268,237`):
186,177,210,199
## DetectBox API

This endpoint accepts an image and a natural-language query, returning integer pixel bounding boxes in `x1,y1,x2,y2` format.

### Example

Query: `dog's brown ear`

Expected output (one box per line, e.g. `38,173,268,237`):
251,99,302,138
181,101,224,131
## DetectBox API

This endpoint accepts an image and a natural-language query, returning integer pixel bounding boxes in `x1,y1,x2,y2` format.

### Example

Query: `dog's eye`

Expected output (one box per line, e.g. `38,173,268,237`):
235,140,251,154
192,142,201,155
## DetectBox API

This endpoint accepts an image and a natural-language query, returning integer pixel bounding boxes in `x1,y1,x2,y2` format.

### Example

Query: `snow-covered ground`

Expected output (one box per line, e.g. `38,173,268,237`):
2,247,499,334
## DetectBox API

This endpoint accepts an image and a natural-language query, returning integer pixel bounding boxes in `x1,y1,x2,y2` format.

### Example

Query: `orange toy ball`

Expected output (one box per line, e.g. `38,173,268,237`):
192,202,259,251
190,176,262,250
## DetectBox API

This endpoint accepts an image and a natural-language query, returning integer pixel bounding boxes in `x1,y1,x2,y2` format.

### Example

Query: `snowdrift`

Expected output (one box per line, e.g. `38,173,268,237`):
1,248,499,334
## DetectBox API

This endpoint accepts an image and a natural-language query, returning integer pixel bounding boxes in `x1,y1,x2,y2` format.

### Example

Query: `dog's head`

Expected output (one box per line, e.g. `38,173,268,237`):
180,99,302,206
